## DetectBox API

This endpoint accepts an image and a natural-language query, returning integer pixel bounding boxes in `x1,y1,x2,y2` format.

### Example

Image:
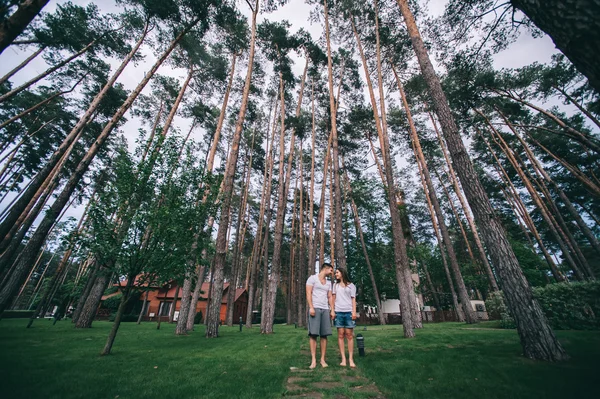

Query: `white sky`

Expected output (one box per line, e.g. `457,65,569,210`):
0,0,562,231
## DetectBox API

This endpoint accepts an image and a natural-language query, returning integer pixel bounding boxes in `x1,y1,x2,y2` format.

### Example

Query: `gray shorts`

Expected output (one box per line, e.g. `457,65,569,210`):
307,308,332,338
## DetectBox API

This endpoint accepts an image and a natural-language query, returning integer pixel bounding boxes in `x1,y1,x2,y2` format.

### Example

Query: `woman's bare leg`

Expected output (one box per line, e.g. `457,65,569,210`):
338,328,347,366
346,329,355,367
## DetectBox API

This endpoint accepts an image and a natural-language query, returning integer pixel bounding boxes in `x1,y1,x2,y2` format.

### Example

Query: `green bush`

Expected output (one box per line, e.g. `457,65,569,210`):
486,282,600,330
108,313,138,322
485,291,515,329
2,310,35,319
533,281,600,330
274,317,286,324
194,311,203,325
102,294,122,313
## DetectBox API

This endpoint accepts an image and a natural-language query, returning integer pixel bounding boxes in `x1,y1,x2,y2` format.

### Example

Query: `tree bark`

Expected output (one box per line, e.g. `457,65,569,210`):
397,0,567,361
0,20,192,316
101,277,134,355
323,0,347,271
206,1,259,338
0,23,149,245
342,167,386,325
396,75,477,323
477,129,564,281
350,9,414,337
169,286,179,323
0,45,45,85
0,38,97,104
429,113,499,291
261,56,308,334
480,112,585,280
0,0,50,55
510,0,600,92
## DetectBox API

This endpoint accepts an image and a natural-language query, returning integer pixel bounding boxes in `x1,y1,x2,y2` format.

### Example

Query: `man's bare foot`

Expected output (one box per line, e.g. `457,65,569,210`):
340,360,347,367
309,361,317,369
320,361,328,368
349,360,356,368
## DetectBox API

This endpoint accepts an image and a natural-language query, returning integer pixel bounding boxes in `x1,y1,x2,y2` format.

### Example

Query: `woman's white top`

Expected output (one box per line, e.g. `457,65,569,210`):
333,282,356,312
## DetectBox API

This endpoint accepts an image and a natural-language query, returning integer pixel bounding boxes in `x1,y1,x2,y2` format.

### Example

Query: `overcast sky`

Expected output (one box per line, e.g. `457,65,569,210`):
0,0,561,231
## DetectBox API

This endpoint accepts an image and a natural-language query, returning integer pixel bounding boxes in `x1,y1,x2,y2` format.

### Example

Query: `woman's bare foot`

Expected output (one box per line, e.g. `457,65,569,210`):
320,360,329,368
340,360,347,367
349,360,356,368
309,361,317,369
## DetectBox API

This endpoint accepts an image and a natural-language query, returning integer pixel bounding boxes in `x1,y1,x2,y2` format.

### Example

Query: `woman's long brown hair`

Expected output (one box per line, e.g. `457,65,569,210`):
336,267,351,286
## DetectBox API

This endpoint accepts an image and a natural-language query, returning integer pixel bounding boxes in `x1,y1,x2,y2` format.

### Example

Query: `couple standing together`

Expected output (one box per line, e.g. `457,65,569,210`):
306,262,357,369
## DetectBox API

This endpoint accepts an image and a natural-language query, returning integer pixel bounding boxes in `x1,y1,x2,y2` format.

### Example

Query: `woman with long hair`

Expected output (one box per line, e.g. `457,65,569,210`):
332,267,357,367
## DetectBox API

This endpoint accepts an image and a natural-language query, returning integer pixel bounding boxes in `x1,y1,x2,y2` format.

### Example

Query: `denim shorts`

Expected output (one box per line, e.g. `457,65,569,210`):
334,312,355,329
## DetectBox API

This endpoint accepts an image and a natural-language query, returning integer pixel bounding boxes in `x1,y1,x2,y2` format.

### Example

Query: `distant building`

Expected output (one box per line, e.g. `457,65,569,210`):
99,279,248,323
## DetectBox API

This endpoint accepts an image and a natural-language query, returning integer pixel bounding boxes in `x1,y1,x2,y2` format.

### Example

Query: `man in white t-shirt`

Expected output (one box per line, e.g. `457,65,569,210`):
306,262,335,369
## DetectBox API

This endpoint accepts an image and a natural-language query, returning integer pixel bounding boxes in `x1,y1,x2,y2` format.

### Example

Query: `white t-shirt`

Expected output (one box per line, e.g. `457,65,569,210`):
306,274,331,310
332,282,356,313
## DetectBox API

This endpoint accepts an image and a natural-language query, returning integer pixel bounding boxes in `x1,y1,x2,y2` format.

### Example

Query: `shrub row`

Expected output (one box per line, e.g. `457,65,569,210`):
485,281,600,330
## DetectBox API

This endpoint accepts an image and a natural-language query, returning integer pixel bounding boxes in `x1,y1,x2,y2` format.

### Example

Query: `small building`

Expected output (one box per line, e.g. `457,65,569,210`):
99,279,248,323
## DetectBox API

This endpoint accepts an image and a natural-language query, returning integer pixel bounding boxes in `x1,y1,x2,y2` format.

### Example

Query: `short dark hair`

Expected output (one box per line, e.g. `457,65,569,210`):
321,262,332,270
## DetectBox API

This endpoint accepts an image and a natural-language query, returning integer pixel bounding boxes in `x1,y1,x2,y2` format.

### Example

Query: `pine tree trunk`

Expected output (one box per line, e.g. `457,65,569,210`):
0,45,45,85
246,94,278,328
186,265,205,331
343,168,386,325
510,0,600,92
499,111,598,275
481,113,585,280
169,286,179,323
350,10,414,337
398,76,477,323
75,270,110,328
206,1,259,338
476,128,565,281
430,113,499,291
0,78,83,131
323,0,347,271
397,0,567,361
0,0,50,55
262,56,308,334
0,23,149,244
0,37,96,104
0,21,192,315
175,278,192,333
137,291,148,325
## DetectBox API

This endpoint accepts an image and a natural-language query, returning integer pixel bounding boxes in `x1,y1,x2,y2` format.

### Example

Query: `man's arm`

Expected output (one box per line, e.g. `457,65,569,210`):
306,285,315,316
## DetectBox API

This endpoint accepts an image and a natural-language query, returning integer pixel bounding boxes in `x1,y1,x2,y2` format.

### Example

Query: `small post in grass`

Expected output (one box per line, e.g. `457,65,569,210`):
239,316,243,332
356,333,365,357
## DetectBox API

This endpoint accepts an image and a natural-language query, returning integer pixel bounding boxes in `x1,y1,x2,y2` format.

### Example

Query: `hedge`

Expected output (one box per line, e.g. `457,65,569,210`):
533,281,600,330
485,281,600,330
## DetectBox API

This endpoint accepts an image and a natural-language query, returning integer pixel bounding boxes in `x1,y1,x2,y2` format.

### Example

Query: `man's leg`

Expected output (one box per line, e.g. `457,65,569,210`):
346,329,355,368
320,337,328,367
309,336,317,369
338,328,347,366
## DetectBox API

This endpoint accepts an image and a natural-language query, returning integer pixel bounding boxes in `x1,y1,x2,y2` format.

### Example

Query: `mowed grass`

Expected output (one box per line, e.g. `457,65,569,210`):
0,319,598,399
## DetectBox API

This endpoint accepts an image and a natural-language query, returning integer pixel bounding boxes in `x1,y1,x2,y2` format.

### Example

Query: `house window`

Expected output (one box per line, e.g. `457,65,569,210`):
158,301,171,316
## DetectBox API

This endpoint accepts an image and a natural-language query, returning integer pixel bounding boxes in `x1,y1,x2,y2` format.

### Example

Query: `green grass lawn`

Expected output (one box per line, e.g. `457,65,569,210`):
0,319,597,399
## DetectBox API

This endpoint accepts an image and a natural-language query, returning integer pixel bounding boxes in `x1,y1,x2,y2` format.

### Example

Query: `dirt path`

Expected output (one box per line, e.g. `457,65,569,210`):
282,344,386,398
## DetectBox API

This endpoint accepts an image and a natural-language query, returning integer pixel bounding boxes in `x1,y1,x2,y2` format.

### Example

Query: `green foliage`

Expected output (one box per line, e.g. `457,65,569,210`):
485,291,515,329
194,311,203,325
487,282,600,330
102,293,123,314
533,281,600,330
